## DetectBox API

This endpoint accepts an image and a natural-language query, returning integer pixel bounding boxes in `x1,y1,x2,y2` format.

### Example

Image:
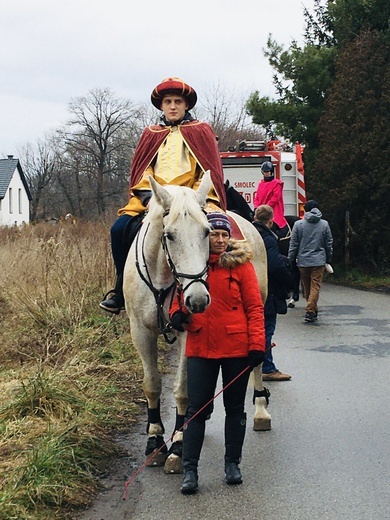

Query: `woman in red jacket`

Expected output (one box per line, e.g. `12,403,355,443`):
169,212,265,494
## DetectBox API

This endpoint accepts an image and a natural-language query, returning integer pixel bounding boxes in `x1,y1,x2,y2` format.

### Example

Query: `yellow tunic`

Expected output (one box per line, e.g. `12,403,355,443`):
118,126,219,216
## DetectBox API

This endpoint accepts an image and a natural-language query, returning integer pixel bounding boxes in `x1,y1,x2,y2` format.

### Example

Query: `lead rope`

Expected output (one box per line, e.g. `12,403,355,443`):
122,364,250,500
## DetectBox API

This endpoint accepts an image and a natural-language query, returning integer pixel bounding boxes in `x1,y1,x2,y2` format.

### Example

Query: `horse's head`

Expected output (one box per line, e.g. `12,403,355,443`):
149,172,212,314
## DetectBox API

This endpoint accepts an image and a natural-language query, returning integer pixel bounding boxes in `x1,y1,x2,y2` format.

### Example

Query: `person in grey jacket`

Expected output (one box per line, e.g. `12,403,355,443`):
288,200,333,322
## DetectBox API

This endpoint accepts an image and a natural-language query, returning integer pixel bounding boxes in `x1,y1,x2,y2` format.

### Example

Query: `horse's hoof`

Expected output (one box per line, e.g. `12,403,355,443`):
145,435,167,467
253,417,271,431
146,452,167,467
164,454,183,474
164,440,183,473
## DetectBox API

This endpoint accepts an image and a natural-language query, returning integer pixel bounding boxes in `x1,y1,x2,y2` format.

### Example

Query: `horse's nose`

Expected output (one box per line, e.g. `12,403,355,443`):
185,293,210,314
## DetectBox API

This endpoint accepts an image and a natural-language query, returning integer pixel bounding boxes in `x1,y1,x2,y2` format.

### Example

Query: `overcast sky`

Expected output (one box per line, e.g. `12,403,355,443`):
1,0,308,156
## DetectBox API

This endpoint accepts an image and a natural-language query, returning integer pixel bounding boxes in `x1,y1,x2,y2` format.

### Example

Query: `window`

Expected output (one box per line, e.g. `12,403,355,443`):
18,188,22,213
9,188,13,213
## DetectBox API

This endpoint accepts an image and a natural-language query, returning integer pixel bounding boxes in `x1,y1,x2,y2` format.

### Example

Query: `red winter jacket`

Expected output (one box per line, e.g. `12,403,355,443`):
169,240,265,358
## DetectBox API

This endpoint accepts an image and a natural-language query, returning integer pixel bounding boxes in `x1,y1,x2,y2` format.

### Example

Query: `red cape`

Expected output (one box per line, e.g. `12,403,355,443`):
129,121,226,210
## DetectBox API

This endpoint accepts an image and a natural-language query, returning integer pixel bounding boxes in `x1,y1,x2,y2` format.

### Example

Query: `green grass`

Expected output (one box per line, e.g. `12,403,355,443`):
326,263,390,292
0,222,148,519
0,372,85,421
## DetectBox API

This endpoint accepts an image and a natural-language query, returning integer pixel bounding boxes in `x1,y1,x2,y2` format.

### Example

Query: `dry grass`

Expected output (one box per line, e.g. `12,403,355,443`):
0,220,149,519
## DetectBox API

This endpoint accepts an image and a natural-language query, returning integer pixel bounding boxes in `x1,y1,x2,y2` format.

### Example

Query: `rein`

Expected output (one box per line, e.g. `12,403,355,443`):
278,224,292,242
134,209,209,343
161,210,209,293
135,223,177,344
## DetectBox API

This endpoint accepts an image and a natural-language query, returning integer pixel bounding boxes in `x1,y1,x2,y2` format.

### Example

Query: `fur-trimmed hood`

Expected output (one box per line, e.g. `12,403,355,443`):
210,239,254,269
170,237,265,358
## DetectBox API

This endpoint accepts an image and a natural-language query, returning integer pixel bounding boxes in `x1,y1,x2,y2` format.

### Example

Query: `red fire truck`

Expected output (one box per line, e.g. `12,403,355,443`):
220,139,306,217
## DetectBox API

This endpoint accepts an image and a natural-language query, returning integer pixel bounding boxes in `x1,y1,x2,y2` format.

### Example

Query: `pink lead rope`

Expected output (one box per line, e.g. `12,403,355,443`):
122,364,251,499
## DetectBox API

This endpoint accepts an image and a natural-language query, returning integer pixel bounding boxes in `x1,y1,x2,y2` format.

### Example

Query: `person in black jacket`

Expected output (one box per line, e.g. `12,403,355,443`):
253,205,293,381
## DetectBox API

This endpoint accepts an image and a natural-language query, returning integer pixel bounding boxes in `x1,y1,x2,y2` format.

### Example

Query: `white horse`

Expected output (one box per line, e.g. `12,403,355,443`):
123,172,270,475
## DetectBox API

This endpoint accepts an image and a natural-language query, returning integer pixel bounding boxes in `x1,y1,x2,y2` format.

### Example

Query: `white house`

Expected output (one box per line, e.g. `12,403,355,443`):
0,155,32,226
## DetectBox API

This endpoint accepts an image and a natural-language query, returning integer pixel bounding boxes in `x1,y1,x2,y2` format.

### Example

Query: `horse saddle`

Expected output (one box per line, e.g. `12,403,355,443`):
123,211,147,248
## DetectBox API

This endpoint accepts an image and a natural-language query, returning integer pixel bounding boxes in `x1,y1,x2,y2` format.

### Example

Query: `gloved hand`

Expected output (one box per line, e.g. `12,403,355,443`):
139,190,152,206
170,311,190,332
248,350,265,371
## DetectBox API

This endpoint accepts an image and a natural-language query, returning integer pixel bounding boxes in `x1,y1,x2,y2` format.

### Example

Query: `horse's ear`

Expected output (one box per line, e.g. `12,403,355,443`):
196,170,212,206
149,176,173,211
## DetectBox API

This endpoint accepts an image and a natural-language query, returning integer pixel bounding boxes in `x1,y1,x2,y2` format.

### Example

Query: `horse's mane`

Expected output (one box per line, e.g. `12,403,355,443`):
148,185,208,228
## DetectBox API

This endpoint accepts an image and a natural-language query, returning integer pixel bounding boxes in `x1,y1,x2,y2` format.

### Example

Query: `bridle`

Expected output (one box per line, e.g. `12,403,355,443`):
135,209,209,343
160,211,209,293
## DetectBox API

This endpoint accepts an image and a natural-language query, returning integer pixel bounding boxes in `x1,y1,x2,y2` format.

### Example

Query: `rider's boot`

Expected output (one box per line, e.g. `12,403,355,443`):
99,274,124,314
224,413,246,485
99,212,145,315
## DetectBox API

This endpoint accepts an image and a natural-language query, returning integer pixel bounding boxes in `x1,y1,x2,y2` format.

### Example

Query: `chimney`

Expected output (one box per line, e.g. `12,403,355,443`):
7,155,14,159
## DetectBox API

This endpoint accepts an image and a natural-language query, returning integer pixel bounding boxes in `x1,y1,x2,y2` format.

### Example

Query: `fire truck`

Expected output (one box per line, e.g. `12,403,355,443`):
220,139,306,217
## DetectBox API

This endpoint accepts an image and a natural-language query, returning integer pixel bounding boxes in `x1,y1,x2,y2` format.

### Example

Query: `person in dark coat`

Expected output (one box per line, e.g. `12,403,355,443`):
224,179,254,222
253,205,293,381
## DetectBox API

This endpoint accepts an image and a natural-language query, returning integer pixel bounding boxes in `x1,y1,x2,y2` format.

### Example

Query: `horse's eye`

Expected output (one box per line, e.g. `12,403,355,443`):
204,228,210,238
165,232,174,241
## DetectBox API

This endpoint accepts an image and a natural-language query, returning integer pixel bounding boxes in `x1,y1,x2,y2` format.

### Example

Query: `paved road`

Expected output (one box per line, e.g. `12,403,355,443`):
76,283,390,520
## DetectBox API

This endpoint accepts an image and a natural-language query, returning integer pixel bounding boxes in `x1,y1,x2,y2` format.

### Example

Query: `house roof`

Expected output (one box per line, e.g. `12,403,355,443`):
0,156,32,200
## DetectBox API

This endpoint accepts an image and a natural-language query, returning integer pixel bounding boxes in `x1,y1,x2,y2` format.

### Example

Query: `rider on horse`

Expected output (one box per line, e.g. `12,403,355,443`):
253,161,289,240
100,77,226,314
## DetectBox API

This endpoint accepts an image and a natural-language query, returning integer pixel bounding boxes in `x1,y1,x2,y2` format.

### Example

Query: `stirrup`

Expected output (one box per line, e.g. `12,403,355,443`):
99,290,125,314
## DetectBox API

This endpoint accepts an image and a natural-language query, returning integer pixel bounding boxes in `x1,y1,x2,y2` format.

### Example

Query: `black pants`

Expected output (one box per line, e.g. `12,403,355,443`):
109,212,145,296
186,357,250,421
182,357,250,471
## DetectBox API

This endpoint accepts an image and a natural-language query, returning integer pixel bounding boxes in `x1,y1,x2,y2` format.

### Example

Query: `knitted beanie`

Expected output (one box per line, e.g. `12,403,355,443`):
206,212,231,236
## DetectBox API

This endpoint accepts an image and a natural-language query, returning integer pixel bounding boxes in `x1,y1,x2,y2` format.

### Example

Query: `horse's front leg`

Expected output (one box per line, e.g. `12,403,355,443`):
252,365,272,431
131,323,167,466
164,335,187,474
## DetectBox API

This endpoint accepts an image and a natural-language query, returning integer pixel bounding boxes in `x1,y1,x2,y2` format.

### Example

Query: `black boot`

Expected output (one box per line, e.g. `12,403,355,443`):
100,212,145,315
225,461,242,485
99,274,124,314
180,419,205,495
224,413,246,485
181,470,198,494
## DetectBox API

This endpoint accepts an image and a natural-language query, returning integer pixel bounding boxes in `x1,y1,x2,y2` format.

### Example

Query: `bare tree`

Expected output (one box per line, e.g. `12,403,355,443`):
19,137,60,221
62,88,137,215
197,83,265,151
17,86,266,222
136,101,161,128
